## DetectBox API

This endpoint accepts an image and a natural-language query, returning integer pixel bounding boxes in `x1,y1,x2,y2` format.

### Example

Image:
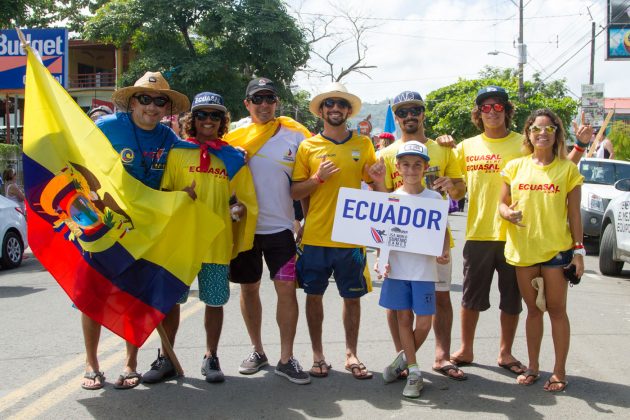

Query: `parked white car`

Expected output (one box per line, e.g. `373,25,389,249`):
599,178,630,276
0,194,27,269
579,158,630,241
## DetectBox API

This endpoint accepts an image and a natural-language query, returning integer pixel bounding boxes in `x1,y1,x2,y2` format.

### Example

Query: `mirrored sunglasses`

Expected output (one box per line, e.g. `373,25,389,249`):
529,124,557,134
480,103,505,113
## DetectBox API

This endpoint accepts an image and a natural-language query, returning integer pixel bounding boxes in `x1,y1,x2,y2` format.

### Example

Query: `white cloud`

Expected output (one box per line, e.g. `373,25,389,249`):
288,0,627,103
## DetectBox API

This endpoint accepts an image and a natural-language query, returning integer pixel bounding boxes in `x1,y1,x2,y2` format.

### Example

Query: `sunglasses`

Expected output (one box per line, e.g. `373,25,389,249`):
395,107,424,118
193,110,224,122
529,124,557,134
248,94,278,105
480,103,505,113
134,94,170,107
323,98,351,109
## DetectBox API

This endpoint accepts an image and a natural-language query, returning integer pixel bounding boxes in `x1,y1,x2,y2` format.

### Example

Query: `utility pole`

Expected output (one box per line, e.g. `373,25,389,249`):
517,0,525,101
589,21,596,84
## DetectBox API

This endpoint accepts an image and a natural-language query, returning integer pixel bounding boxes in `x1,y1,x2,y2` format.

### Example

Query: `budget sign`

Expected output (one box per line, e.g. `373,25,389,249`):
0,28,68,89
331,187,448,258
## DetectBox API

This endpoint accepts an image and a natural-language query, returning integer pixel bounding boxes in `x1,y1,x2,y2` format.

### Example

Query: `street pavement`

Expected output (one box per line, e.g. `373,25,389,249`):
1,211,629,419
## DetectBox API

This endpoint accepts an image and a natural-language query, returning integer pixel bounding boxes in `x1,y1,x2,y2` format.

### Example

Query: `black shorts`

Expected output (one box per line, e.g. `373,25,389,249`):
462,240,522,314
230,229,296,284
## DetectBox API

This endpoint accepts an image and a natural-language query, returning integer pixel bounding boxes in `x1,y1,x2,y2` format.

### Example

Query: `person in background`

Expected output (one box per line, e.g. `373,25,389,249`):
2,167,25,213
87,105,113,122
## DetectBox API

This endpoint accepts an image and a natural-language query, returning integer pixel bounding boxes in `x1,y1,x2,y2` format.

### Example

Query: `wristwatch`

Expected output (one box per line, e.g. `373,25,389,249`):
573,242,586,256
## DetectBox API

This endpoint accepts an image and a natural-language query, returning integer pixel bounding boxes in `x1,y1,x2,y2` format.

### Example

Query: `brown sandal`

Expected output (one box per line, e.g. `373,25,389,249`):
345,362,373,380
309,360,331,377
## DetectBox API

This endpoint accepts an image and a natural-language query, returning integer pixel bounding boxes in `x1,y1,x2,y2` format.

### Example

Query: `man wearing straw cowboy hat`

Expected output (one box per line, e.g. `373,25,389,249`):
81,71,190,390
291,82,386,380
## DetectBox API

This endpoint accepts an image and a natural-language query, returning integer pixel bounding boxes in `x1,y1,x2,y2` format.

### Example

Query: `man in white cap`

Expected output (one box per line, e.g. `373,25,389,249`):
81,71,190,390
378,90,467,382
225,77,313,384
291,82,385,380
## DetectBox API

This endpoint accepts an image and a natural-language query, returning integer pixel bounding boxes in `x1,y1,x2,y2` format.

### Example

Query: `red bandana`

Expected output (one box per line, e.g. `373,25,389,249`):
184,137,229,172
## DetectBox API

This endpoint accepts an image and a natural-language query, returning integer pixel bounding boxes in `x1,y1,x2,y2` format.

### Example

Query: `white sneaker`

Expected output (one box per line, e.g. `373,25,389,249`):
383,350,406,383
402,371,423,398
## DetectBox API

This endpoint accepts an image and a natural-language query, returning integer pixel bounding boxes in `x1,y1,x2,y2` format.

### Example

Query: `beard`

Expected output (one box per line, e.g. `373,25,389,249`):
402,118,420,134
324,113,348,127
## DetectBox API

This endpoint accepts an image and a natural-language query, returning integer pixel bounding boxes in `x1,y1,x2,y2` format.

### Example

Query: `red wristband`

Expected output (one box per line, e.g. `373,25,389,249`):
573,145,585,153
315,174,325,184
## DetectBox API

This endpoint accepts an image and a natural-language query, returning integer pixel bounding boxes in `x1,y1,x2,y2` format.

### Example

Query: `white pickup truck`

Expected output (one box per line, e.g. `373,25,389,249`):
579,158,630,243
599,178,630,275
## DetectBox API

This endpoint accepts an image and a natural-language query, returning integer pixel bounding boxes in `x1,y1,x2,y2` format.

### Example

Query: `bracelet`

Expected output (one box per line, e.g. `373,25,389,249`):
573,145,585,153
575,140,589,148
314,174,325,184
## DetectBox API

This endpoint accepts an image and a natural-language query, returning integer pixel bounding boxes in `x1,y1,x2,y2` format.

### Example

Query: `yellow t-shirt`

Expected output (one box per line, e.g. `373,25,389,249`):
161,148,233,264
502,156,583,266
293,132,377,248
456,131,524,241
379,138,462,247
379,138,462,190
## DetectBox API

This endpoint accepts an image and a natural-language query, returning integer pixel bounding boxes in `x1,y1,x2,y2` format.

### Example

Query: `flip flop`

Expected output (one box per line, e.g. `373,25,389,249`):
114,371,142,390
345,362,373,380
81,371,105,390
449,356,473,367
517,369,540,386
498,360,526,375
544,379,568,392
309,360,331,378
432,364,468,381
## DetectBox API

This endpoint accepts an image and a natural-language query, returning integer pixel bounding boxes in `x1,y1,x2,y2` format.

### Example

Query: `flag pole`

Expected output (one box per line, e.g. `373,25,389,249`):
157,324,184,376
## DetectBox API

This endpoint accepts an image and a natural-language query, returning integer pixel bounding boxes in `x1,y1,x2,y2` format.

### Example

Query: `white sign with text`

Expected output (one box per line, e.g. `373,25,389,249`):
332,187,448,262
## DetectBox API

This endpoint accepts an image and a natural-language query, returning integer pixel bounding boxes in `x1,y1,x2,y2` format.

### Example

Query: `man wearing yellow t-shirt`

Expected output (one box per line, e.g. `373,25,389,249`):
448,86,528,374
378,91,467,382
439,87,589,375
291,82,384,380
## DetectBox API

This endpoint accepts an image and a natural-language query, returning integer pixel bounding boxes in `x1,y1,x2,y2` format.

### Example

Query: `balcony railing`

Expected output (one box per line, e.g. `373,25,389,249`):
68,72,116,89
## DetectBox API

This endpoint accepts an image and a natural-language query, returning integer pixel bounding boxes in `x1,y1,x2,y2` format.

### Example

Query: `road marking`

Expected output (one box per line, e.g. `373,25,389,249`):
2,301,204,419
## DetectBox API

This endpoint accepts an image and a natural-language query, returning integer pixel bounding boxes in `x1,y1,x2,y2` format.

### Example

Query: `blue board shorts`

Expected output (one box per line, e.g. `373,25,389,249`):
296,245,368,298
379,278,436,316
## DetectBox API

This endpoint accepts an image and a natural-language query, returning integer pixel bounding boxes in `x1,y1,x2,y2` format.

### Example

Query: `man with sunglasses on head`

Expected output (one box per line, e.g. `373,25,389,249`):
225,77,313,384
376,91,467,382
442,87,588,377
291,82,385,380
79,72,189,390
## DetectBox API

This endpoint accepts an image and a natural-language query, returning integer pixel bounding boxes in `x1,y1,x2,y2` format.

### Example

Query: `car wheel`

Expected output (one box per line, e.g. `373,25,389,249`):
599,224,624,276
1,231,24,269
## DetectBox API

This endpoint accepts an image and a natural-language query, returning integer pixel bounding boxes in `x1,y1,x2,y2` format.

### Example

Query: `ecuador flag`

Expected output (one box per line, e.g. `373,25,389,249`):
22,45,224,347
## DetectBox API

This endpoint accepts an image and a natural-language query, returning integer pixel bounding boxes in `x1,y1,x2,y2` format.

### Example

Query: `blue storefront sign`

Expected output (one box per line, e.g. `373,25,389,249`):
0,28,68,89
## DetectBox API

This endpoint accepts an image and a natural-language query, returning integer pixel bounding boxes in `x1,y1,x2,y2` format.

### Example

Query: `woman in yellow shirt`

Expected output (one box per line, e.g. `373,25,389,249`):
499,109,588,393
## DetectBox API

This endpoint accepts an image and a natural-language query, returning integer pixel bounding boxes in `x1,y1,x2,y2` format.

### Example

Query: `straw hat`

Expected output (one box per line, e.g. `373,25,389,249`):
309,82,362,118
112,71,190,114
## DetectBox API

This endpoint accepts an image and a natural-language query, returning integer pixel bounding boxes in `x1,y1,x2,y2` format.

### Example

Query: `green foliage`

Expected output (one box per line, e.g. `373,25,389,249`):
609,121,630,161
82,0,309,120
278,90,319,132
425,67,579,141
0,143,21,160
1,1,93,32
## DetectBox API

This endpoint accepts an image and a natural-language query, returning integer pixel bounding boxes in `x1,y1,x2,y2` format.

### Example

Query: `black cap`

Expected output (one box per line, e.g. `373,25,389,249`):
475,86,509,105
246,77,277,97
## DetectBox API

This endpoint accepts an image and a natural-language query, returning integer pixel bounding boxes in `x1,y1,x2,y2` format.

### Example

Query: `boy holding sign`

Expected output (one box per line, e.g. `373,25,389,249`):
376,141,451,398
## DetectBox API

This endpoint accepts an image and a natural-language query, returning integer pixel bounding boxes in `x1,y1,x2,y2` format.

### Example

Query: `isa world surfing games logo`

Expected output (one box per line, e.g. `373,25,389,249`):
370,227,386,244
